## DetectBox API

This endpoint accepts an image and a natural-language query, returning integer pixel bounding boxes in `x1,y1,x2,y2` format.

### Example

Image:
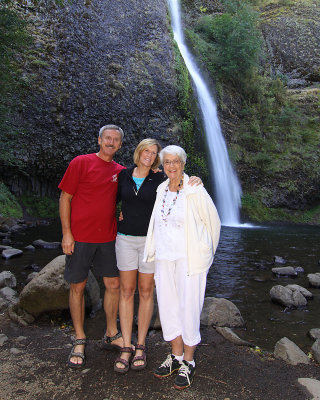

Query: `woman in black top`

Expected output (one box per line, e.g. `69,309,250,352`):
114,138,200,373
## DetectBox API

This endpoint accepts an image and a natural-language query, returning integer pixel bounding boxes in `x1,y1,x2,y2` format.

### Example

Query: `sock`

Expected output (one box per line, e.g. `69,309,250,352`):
172,353,183,362
185,359,195,367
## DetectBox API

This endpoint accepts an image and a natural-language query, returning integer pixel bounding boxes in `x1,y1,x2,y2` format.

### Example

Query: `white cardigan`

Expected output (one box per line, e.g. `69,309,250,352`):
143,173,221,275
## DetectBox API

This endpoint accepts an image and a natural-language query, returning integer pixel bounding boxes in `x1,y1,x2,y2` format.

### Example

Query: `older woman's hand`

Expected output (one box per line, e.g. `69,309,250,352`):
189,176,203,186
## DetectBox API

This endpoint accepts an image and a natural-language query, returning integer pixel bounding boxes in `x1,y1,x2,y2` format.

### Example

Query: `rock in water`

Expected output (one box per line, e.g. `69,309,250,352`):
272,267,297,277
270,285,308,308
309,328,320,341
32,239,61,249
0,271,17,289
307,273,320,288
200,297,245,328
273,256,286,264
1,248,23,259
0,287,19,310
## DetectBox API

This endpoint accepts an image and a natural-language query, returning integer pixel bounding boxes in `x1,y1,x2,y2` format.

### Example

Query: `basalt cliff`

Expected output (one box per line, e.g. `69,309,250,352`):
1,0,319,222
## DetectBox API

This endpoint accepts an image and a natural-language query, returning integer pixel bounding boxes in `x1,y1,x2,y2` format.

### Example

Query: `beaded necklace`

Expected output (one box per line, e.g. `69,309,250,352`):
161,177,183,224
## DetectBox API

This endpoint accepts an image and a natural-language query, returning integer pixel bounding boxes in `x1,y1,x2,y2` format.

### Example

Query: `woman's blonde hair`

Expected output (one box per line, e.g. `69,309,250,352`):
133,138,162,169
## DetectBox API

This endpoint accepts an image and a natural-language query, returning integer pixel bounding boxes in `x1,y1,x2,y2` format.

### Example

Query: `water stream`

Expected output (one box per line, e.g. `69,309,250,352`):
168,0,242,226
2,221,320,351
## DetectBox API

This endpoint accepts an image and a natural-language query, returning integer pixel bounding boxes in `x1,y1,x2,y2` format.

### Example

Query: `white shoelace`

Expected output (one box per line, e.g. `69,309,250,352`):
161,354,173,367
178,363,191,384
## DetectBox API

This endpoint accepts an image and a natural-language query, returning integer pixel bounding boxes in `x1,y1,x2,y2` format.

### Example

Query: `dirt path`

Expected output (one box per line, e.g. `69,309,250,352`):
0,313,319,400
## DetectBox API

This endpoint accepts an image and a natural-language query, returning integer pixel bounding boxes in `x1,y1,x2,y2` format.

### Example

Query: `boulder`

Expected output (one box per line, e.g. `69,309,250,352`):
270,285,307,308
0,271,17,289
200,297,245,328
0,287,19,310
0,297,7,312
298,378,320,400
32,239,61,249
26,272,39,283
272,267,297,277
309,328,320,341
10,224,27,233
0,245,12,252
13,255,101,317
274,337,310,365
311,339,320,364
24,245,35,252
286,284,313,300
2,248,23,259
308,273,320,288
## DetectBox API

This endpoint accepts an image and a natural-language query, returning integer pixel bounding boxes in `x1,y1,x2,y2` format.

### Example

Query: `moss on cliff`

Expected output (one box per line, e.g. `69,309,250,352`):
171,39,209,182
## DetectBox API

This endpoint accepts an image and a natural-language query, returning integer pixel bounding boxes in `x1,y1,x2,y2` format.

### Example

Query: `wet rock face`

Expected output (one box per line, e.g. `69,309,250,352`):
260,3,320,86
4,0,181,196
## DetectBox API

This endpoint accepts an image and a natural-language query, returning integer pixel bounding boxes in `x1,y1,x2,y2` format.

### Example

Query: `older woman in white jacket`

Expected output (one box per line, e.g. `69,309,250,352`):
144,145,221,390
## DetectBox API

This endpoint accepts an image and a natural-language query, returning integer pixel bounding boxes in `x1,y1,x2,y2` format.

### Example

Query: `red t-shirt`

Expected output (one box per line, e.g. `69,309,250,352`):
58,153,125,243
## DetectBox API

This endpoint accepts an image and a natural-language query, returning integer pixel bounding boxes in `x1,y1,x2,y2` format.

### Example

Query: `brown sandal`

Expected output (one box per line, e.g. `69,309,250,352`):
131,344,147,371
114,347,133,374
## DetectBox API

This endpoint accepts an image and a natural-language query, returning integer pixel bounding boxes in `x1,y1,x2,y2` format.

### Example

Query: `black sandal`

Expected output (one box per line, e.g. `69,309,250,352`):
114,347,133,373
131,344,147,371
102,330,122,351
68,338,86,369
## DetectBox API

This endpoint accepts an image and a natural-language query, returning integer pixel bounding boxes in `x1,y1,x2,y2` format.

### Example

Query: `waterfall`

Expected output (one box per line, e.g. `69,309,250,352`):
168,0,242,226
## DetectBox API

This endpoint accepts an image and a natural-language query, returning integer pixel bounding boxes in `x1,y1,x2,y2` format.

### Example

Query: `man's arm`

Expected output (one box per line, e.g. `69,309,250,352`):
59,191,75,255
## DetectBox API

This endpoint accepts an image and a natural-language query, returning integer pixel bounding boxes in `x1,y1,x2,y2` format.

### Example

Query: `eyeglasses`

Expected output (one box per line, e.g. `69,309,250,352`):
163,160,182,166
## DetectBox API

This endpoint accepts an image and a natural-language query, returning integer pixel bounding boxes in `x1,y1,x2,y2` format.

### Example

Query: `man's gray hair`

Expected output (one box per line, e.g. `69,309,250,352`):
99,125,124,141
160,145,187,164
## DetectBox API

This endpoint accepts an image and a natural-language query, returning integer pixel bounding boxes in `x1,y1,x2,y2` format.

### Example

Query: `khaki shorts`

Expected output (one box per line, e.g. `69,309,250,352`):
115,234,155,274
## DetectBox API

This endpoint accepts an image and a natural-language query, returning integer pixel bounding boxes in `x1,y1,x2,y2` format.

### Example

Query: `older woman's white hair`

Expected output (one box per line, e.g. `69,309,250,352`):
160,145,187,165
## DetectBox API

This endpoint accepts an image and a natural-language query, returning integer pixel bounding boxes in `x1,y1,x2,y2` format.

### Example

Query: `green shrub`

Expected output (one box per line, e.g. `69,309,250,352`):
193,0,262,84
19,194,59,218
0,182,23,218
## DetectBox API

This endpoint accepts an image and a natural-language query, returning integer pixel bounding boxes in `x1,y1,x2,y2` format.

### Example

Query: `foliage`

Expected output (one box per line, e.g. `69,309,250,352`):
182,0,320,222
19,194,59,218
190,0,263,84
0,182,23,218
241,193,320,224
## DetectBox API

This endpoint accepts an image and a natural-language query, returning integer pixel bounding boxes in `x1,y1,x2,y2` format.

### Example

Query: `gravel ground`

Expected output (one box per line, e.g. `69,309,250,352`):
0,312,319,400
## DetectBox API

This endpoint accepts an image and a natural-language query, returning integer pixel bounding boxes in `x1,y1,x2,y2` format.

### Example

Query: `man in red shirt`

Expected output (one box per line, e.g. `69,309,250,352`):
59,124,125,368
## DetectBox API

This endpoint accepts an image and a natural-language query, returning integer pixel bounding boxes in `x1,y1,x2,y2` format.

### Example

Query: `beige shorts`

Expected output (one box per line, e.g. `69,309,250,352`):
115,234,155,274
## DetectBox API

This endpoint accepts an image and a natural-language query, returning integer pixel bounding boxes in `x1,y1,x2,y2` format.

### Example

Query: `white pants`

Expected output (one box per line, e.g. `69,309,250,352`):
154,258,207,347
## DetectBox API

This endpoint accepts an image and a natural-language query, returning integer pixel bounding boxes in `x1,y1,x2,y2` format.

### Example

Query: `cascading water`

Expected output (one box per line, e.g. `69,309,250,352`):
168,0,242,226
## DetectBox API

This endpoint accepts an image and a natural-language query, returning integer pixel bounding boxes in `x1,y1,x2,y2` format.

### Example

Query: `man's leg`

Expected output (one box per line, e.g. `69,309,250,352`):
69,279,87,365
103,276,123,348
